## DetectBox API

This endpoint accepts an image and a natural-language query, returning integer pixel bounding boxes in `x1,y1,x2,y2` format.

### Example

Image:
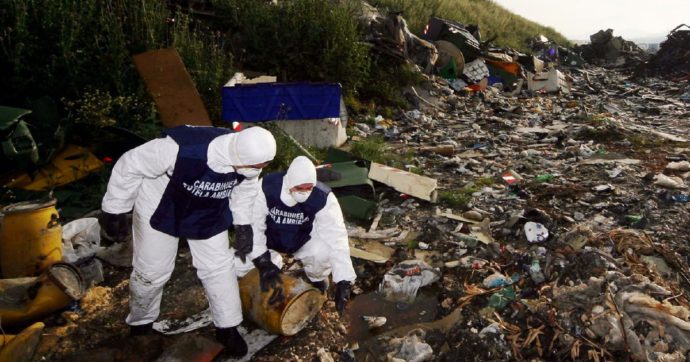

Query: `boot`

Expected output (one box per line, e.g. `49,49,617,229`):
130,322,154,336
216,326,248,358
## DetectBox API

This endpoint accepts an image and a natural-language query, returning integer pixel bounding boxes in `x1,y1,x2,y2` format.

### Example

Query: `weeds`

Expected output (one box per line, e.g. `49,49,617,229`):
0,0,233,125
627,134,669,150
213,0,370,95
262,123,328,173
349,135,415,169
475,176,496,187
350,135,388,162
439,185,479,209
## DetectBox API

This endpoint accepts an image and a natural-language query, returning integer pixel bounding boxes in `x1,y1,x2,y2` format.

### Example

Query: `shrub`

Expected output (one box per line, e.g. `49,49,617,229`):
212,0,370,95
0,0,234,122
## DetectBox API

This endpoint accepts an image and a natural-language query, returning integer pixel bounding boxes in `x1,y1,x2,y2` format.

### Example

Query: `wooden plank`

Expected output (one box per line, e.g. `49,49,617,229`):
133,49,211,128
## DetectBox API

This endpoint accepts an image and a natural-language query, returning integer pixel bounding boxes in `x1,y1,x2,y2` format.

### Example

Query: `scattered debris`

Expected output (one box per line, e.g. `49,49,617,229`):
378,260,441,304
362,316,387,330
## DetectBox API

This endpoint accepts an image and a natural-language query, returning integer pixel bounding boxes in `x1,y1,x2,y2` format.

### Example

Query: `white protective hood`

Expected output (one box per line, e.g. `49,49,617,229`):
280,156,317,205
285,156,317,188
226,126,277,166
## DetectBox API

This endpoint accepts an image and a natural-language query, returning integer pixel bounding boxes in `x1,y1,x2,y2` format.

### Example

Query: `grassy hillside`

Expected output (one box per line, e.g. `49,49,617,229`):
375,0,571,51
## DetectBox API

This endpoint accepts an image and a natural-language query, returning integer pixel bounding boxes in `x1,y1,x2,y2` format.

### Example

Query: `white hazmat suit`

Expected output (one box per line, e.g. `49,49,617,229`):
102,126,276,329
236,156,357,285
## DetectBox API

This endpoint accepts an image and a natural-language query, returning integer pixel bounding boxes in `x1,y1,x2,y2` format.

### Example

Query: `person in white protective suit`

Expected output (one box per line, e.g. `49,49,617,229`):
235,156,357,313
99,125,276,358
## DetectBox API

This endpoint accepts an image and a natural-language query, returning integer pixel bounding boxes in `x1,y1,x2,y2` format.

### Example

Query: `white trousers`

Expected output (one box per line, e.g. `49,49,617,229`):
126,211,242,328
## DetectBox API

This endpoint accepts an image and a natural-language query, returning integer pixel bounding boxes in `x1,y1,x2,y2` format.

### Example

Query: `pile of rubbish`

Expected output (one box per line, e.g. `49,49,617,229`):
576,29,650,68
646,24,690,79
338,15,690,358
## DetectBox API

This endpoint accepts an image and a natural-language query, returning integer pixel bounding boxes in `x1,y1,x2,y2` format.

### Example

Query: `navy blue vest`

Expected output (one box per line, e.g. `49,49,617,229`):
262,172,330,253
150,126,244,239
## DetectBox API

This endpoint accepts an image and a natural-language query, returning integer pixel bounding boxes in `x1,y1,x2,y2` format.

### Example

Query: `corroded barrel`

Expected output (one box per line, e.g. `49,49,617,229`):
238,269,325,336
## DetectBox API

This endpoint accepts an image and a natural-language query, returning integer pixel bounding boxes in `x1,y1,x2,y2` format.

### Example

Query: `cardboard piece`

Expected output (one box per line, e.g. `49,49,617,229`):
368,163,438,202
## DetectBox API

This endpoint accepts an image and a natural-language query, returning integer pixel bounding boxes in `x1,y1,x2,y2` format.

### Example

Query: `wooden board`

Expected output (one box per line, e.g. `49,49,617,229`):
133,49,211,128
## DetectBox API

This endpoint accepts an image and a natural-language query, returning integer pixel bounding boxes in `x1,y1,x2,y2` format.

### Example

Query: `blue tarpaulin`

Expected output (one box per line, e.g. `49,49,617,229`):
222,82,342,123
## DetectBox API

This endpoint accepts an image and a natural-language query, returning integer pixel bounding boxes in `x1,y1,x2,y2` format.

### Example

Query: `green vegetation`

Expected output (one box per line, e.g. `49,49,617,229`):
212,0,370,95
376,0,571,51
576,124,626,143
439,184,480,209
265,123,328,172
349,135,415,169
358,63,424,108
627,133,669,150
475,176,496,187
0,0,233,127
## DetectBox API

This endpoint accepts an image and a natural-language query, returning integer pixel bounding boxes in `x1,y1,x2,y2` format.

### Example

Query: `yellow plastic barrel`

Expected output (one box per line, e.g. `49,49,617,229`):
0,198,62,278
0,263,84,328
238,269,325,336
0,322,45,362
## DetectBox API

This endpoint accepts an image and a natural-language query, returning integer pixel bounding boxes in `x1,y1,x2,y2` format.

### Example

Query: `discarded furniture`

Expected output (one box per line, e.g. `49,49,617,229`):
527,68,570,94
422,17,481,62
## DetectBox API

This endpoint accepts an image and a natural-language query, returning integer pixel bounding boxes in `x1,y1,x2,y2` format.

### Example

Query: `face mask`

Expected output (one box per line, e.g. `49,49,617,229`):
291,190,312,203
236,167,262,179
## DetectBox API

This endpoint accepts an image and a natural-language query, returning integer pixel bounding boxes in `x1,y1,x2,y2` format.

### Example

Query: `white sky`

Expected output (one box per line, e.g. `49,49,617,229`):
492,0,690,41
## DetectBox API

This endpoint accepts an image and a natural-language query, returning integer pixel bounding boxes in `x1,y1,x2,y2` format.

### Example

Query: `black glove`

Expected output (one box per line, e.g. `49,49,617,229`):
252,251,283,304
335,280,352,313
98,211,131,245
233,224,253,263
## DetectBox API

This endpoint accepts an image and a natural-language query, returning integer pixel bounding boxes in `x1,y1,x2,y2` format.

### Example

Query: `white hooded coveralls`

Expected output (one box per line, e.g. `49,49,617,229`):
236,156,357,284
101,126,276,328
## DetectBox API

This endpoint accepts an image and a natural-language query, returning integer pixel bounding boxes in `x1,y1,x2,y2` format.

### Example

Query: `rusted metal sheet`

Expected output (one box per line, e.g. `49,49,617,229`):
133,49,211,128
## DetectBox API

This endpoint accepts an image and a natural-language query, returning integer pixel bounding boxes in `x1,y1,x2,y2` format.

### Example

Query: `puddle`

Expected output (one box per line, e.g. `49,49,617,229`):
346,289,439,345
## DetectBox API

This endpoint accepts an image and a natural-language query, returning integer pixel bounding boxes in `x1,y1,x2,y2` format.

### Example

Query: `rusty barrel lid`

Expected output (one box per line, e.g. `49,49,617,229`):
46,262,85,300
279,286,325,336
1,198,57,215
